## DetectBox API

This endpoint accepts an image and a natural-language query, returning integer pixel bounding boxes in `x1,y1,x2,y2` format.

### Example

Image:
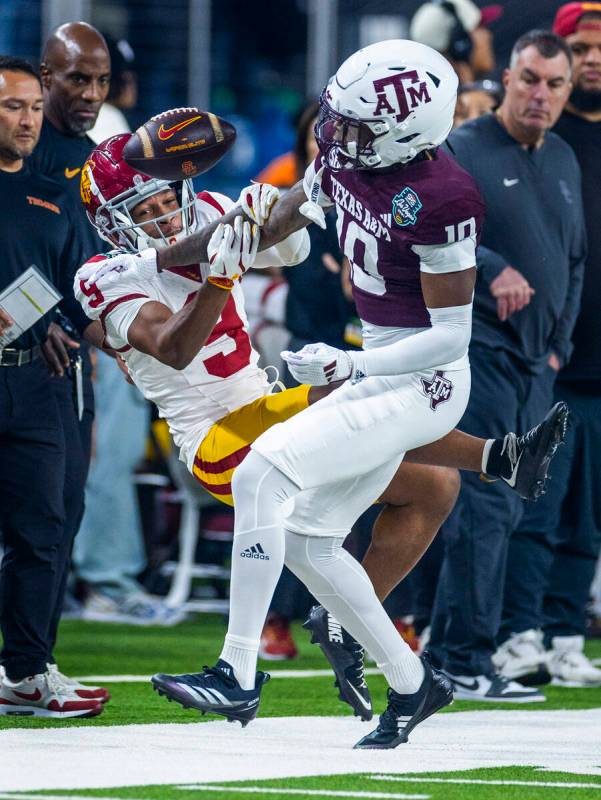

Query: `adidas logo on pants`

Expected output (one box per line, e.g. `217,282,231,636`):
241,543,270,560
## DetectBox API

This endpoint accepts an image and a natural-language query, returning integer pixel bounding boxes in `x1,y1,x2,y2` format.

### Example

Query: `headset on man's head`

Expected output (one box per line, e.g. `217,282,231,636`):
438,1,474,63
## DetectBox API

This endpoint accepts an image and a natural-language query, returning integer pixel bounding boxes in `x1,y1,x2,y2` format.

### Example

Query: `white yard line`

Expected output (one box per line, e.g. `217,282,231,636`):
72,669,384,683
372,775,601,789
179,788,428,799
0,796,134,800
1,710,601,792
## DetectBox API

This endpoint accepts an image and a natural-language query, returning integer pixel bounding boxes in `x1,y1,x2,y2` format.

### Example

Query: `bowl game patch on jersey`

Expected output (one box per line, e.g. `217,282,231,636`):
392,186,423,227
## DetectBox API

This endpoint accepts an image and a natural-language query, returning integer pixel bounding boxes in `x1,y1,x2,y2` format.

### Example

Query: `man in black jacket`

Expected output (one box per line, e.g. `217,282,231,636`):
26,22,111,657
0,57,106,717
427,30,586,702
494,3,601,688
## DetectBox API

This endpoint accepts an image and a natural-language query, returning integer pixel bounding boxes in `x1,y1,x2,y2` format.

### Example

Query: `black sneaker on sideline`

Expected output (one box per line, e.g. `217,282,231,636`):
354,658,453,749
151,659,270,726
446,671,546,703
487,401,569,500
303,605,372,721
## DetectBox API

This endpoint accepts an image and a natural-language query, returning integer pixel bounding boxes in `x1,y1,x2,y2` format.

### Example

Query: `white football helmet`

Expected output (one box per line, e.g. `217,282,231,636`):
315,39,458,170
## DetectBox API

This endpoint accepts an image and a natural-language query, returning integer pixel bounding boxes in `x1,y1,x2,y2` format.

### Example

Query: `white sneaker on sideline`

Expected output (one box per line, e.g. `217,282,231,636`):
548,635,601,687
445,671,546,703
47,663,110,703
492,629,550,684
0,670,103,718
81,589,187,626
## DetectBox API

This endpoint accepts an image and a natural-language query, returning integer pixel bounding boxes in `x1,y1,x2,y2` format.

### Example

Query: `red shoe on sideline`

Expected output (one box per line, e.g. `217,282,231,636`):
392,617,420,652
259,615,298,661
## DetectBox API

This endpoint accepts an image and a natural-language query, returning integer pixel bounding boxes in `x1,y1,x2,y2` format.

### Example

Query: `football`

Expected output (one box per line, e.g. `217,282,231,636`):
123,107,236,181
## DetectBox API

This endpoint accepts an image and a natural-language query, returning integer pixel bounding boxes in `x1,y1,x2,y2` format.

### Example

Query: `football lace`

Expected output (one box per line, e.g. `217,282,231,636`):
150,107,200,121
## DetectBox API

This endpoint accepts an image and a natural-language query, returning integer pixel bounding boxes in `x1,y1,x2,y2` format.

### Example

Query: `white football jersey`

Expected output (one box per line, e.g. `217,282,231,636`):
75,190,292,471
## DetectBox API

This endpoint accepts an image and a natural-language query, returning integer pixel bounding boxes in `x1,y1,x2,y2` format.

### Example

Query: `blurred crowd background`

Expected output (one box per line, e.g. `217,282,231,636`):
1,0,600,692
0,0,571,196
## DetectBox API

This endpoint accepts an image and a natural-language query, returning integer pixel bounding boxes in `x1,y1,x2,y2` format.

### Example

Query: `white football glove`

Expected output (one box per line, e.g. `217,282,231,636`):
281,342,353,386
238,182,280,226
76,248,158,284
208,216,259,284
299,164,328,229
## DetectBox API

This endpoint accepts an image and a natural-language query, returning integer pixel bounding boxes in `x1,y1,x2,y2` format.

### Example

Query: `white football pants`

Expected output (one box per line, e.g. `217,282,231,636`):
254,367,470,500
220,366,469,691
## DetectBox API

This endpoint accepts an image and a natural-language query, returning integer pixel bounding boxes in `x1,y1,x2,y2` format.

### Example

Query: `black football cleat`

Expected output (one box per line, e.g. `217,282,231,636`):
354,658,453,749
151,659,270,727
303,605,372,721
489,401,569,501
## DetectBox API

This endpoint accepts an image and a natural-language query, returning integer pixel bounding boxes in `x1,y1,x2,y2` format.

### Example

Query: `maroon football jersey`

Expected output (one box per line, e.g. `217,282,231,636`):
315,149,485,327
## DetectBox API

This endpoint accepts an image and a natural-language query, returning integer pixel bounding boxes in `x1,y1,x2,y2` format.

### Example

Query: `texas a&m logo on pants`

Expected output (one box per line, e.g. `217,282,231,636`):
421,371,453,410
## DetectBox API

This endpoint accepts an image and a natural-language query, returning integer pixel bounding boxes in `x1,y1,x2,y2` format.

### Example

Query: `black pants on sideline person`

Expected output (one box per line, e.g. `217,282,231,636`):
427,343,556,677
501,381,601,643
0,358,66,680
47,344,94,655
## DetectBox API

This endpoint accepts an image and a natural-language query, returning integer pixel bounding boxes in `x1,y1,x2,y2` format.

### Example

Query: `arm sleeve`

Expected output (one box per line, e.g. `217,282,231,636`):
349,303,472,378
551,181,587,365
254,228,311,268
412,236,476,273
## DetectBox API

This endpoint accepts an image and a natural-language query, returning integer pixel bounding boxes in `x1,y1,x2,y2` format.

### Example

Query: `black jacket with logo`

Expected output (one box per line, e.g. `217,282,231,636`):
0,164,89,348
447,114,586,374
27,118,104,261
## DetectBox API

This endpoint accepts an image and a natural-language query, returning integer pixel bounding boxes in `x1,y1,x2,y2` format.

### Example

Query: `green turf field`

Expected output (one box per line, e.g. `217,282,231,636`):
1,617,600,798
2,616,599,729
5,769,601,800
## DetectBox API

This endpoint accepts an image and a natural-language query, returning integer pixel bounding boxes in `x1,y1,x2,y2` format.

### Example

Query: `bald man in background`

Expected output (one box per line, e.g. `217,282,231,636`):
26,23,110,679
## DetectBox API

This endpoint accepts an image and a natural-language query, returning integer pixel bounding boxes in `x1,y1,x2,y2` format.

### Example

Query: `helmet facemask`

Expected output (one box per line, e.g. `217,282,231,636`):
315,91,388,170
95,175,198,253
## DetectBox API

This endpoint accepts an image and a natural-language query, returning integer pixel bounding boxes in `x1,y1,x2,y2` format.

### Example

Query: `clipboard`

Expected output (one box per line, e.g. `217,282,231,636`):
0,265,62,348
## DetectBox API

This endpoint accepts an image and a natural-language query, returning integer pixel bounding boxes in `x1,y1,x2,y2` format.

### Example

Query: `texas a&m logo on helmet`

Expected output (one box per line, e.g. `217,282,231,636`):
373,71,432,122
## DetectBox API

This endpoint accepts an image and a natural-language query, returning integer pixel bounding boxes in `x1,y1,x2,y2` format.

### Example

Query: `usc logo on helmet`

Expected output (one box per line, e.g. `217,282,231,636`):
80,160,94,204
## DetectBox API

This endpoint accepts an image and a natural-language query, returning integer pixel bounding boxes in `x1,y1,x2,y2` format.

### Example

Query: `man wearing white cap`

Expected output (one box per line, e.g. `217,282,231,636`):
410,0,503,81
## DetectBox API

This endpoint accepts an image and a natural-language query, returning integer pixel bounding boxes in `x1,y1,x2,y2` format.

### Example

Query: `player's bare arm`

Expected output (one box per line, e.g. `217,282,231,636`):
127,282,230,370
156,181,308,271
421,266,476,308
127,218,259,369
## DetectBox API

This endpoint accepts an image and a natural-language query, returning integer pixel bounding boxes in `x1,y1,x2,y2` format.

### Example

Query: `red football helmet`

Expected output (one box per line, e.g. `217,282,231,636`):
80,133,198,252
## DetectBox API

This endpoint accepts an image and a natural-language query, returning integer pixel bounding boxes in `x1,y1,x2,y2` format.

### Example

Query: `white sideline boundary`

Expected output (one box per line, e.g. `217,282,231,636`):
181,790,427,799
1,710,601,792
73,669,383,682
372,775,601,789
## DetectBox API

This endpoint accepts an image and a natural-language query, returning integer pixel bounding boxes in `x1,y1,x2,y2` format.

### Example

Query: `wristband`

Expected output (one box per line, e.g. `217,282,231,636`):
207,275,235,291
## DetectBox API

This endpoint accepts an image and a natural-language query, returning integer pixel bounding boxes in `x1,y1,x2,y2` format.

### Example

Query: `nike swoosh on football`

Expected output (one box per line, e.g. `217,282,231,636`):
157,116,202,141
503,178,519,187
13,688,42,701
450,677,479,691
345,681,372,712
64,167,81,179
